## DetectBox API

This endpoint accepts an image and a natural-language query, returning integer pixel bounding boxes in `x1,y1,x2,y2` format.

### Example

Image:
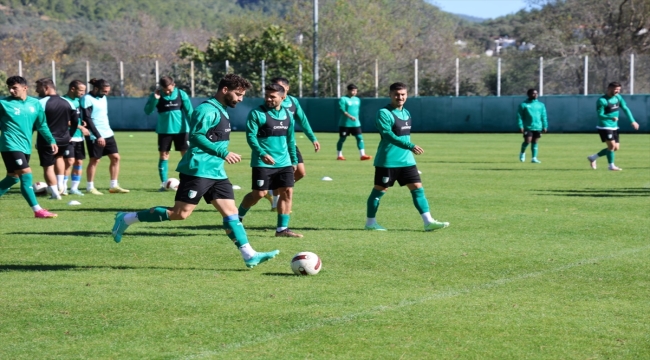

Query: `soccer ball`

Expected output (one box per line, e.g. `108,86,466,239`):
32,182,48,194
164,178,180,191
291,252,322,275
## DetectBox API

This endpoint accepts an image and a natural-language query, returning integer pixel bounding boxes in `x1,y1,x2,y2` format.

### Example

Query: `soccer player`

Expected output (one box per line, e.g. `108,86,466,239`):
62,80,88,196
111,74,279,268
517,88,548,163
238,83,302,238
336,84,371,161
364,82,449,232
267,77,320,210
35,78,78,199
82,78,129,194
587,82,639,171
0,76,58,218
144,75,193,190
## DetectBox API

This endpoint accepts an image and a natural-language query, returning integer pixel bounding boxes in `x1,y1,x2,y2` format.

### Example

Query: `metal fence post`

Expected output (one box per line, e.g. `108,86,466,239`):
120,61,124,97
86,61,90,89
584,56,588,95
374,59,378,98
497,58,501,97
336,59,341,98
52,60,56,85
299,62,303,98
261,60,265,98
455,58,459,97
190,61,195,98
18,60,22,77
225,60,229,74
630,54,634,95
539,57,544,96
414,59,418,97
155,60,159,87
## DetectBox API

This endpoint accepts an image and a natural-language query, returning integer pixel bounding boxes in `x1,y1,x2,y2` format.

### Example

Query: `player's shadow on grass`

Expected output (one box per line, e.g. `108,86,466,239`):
9,231,199,237
261,272,297,277
0,264,248,272
472,168,593,171
57,208,213,213
534,188,650,197
164,224,378,232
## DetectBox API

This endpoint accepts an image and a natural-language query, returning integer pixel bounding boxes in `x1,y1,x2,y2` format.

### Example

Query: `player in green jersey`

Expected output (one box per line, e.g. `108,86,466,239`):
265,77,320,210
0,76,58,218
517,89,548,163
587,82,639,171
144,76,194,190
62,80,88,196
111,74,279,268
336,84,372,161
237,84,303,238
364,82,449,232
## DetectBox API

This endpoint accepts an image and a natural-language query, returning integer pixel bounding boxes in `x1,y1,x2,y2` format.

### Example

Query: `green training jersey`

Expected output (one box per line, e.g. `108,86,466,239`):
282,95,317,143
373,105,416,168
0,96,55,154
517,98,548,131
246,104,297,168
144,88,193,134
338,95,361,128
175,98,231,180
596,94,636,130
62,95,83,141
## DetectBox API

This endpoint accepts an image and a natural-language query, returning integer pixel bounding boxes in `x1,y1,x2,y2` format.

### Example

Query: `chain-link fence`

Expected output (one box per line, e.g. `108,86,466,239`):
1,54,647,98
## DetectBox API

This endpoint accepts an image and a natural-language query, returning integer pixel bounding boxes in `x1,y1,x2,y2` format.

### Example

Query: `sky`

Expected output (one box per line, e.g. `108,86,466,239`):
430,0,529,19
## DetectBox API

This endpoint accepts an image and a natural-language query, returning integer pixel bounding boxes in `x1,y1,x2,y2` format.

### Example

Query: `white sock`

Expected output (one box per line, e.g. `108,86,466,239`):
272,195,279,208
71,181,80,191
48,185,59,196
87,181,94,190
110,180,118,188
239,243,256,260
359,149,366,156
421,212,434,224
124,212,140,225
337,151,343,157
56,175,65,189
32,205,43,211
276,226,287,232
366,217,377,227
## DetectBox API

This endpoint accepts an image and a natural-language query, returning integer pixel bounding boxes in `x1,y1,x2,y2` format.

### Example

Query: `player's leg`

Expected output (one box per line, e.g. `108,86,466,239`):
353,128,371,160
38,146,59,199
238,190,267,221
293,146,305,182
588,130,611,169
8,152,57,217
68,142,85,195
104,138,128,193
530,132,541,163
606,132,622,170
158,134,172,190
242,166,272,215
520,132,532,162
272,166,301,237
85,137,103,194
0,152,20,197
403,167,449,231
54,155,67,193
62,145,75,195
365,167,390,230
336,127,347,160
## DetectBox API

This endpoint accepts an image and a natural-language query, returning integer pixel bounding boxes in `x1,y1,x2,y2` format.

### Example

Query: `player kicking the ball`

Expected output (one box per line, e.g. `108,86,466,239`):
364,82,449,232
111,74,279,268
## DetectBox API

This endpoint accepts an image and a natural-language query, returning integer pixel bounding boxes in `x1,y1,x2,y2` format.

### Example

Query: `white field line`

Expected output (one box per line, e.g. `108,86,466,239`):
184,245,650,359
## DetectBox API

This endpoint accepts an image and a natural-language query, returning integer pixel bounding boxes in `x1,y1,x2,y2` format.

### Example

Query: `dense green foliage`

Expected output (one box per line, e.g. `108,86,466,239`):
0,132,649,358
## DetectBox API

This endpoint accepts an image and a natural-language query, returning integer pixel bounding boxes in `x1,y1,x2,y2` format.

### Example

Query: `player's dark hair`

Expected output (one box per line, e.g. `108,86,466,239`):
265,83,286,95
6,75,27,87
217,74,252,91
68,80,85,90
271,77,290,86
89,78,110,89
389,82,408,92
608,82,622,88
160,76,174,88
347,83,358,91
527,88,537,96
36,78,56,90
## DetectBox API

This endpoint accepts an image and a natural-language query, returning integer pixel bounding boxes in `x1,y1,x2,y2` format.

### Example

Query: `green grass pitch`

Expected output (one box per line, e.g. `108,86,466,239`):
1,132,649,359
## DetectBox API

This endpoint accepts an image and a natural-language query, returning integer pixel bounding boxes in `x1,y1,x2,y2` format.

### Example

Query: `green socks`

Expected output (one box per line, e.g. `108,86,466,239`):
19,173,38,207
531,143,539,158
137,207,170,222
520,142,529,153
223,214,249,247
238,204,250,217
354,134,365,150
336,137,345,151
597,148,608,157
158,159,168,183
0,176,19,196
366,188,386,218
277,213,290,228
606,149,615,164
410,187,430,214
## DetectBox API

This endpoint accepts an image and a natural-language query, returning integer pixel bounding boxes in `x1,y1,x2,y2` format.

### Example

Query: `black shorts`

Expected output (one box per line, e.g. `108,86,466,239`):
158,133,189,152
295,146,304,164
598,129,619,143
339,126,362,137
374,165,421,188
64,141,86,160
1,151,30,173
37,143,69,167
86,136,119,159
175,173,235,205
523,131,541,140
252,166,294,190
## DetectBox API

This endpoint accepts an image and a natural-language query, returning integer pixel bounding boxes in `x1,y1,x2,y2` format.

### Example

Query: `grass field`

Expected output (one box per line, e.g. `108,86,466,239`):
1,132,649,359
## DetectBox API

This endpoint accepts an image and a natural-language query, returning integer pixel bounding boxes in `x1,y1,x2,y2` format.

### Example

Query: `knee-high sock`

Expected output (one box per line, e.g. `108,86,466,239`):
366,188,386,218
606,149,615,164
531,143,539,158
597,148,608,157
19,173,38,207
223,214,249,248
354,134,365,150
238,204,250,217
158,159,168,183
0,176,19,196
277,213,290,229
136,207,170,222
410,187,430,214
336,136,346,151
520,142,529,153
